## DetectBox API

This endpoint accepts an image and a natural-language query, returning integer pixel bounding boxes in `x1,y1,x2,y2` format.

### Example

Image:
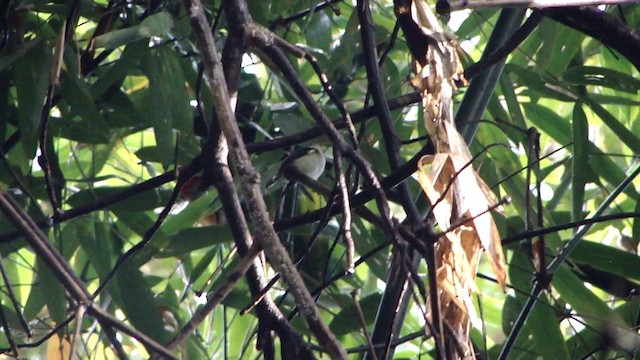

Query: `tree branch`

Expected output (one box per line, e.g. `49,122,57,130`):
542,6,640,72
181,0,347,357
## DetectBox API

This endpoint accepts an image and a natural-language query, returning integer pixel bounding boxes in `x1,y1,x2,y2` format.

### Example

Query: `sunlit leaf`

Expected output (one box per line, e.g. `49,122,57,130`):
94,12,173,49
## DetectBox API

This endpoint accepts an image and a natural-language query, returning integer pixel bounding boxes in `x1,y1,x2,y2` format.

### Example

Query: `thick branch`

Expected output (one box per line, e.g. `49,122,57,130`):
542,6,640,72
181,0,347,357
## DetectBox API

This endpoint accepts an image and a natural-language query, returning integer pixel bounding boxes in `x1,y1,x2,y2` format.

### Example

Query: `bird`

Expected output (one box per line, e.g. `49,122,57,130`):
278,145,327,182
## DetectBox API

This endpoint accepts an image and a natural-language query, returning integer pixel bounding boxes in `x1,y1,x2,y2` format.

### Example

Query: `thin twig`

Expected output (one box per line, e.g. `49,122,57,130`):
166,243,263,348
333,150,355,273
351,290,378,360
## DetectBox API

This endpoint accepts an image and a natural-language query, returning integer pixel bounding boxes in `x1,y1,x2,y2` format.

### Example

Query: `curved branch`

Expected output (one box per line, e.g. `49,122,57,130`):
542,6,640,72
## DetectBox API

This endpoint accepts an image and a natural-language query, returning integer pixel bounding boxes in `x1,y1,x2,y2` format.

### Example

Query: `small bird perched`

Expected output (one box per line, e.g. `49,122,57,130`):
279,145,327,182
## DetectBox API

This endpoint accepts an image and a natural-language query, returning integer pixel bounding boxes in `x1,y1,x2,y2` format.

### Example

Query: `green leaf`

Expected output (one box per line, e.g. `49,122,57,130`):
37,256,67,325
94,27,144,50
77,220,114,281
67,186,172,212
565,297,640,358
533,20,558,72
187,247,218,290
143,45,193,168
329,292,381,336
91,41,148,98
0,38,43,72
305,10,332,52
502,293,570,360
114,261,171,343
571,103,588,222
160,191,219,235
139,12,174,37
15,43,52,157
563,66,640,94
94,12,173,49
57,71,110,143
587,93,640,106
498,74,528,145
570,240,640,283
159,225,233,258
504,64,576,102
112,210,171,250
524,103,638,199
545,26,584,77
584,97,640,154
353,218,391,280
553,264,625,329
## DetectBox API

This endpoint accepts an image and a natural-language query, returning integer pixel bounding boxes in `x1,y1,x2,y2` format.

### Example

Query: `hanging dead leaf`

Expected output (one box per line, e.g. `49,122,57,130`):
399,0,506,357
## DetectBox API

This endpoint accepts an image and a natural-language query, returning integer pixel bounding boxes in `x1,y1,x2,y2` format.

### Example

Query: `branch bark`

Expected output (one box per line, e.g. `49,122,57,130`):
542,6,640,72
181,0,347,357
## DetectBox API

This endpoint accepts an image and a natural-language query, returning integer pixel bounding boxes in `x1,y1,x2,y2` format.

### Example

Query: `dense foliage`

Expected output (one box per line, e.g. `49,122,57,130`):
0,0,639,358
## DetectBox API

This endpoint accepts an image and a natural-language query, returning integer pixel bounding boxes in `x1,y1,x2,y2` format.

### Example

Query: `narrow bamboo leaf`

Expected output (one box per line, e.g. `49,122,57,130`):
102,89,146,128
205,256,252,310
15,43,52,157
305,10,332,52
353,218,389,280
0,38,42,72
112,210,170,249
545,27,584,77
329,292,382,336
146,53,174,168
587,93,640,106
509,293,570,359
154,46,192,134
504,64,576,102
458,8,527,141
93,27,142,50
584,98,640,154
502,248,557,358
634,200,640,251
563,66,640,94
0,306,24,334
37,257,67,325
76,220,114,281
187,247,218,291
553,264,625,329
565,297,640,359
524,103,637,199
23,274,47,321
94,12,173,49
571,103,588,222
184,338,209,359
67,187,172,212
134,146,167,164
139,12,173,37
143,46,192,167
91,41,148,97
498,74,528,145
58,71,110,143
115,261,171,343
159,225,233,258
456,9,498,39
522,103,571,144
327,9,360,77
533,20,557,72
160,191,219,235
570,240,640,283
